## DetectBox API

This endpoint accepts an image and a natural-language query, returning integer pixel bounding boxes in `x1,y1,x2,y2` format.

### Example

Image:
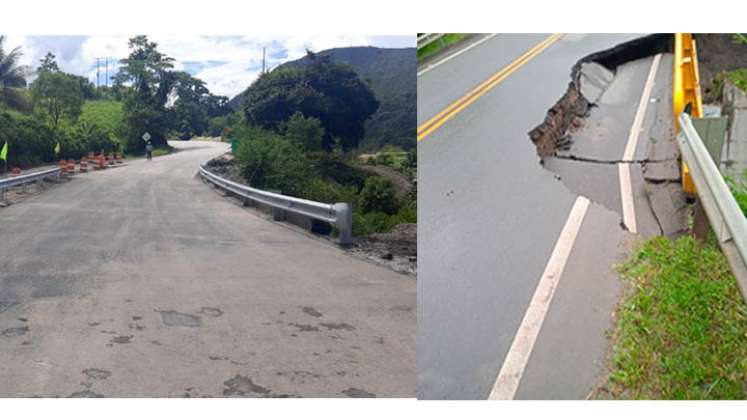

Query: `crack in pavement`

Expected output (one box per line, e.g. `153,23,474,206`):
551,155,678,165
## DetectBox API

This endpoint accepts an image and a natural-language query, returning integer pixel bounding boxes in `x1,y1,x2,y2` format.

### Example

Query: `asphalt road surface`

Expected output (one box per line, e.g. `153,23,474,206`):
418,34,676,399
0,140,415,398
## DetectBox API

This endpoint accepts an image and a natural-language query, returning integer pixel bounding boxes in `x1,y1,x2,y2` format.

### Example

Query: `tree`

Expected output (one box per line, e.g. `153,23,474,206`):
285,111,324,152
114,36,176,152
242,51,379,151
234,126,312,195
0,35,29,111
31,71,84,130
38,52,60,74
168,72,231,139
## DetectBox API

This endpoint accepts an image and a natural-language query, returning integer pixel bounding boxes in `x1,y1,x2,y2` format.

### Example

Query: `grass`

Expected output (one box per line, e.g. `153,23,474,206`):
598,164,747,399
417,34,467,61
600,235,747,399
727,169,747,215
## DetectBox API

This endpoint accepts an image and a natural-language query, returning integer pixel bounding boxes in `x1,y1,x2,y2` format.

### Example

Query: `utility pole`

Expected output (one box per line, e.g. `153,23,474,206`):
262,47,266,75
95,57,101,89
105,57,109,88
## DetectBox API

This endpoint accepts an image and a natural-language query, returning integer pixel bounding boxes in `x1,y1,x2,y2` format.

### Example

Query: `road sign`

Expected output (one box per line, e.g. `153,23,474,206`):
142,132,151,142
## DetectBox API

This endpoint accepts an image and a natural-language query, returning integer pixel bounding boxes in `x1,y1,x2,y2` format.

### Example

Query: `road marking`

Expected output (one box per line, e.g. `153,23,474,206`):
488,196,590,400
417,33,564,142
619,163,637,233
417,34,498,77
619,53,661,233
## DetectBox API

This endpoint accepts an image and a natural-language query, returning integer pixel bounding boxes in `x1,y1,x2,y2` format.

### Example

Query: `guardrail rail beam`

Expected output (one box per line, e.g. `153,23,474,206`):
199,163,354,245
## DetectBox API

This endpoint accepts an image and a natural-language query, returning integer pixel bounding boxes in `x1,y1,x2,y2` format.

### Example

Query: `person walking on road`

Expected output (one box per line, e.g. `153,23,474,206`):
146,141,153,161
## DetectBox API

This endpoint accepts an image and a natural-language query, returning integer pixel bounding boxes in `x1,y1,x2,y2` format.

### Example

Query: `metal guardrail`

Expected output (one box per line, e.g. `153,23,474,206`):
678,112,747,298
198,164,353,245
417,33,446,50
0,167,61,200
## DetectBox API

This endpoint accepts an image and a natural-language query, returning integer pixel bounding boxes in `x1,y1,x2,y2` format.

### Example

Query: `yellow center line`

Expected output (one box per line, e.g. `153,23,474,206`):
417,33,564,142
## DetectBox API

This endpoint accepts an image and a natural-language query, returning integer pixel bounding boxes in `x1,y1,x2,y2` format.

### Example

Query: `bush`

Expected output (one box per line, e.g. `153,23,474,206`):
63,122,120,156
0,111,57,168
392,198,417,225
310,152,370,190
235,126,313,196
358,176,399,215
353,211,396,236
301,177,357,204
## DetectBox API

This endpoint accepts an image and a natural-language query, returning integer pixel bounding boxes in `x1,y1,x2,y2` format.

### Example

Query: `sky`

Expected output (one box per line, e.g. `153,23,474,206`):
4,35,414,98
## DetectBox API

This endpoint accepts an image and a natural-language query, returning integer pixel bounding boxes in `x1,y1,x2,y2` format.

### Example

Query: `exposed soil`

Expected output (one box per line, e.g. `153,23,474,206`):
530,34,673,157
349,223,417,276
695,34,747,102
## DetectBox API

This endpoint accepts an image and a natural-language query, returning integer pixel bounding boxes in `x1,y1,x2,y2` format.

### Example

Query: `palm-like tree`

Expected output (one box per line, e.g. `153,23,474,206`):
0,35,28,110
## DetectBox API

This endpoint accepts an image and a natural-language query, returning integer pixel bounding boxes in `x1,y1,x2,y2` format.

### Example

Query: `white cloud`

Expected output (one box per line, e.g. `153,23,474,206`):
7,34,414,97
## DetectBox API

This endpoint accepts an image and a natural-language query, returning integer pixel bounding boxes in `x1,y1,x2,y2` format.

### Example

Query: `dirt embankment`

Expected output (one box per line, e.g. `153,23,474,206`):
350,224,417,275
696,34,747,102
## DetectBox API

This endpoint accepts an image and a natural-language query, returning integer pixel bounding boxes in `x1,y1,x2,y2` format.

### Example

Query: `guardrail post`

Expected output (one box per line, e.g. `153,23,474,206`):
692,199,709,242
334,202,353,246
270,190,285,221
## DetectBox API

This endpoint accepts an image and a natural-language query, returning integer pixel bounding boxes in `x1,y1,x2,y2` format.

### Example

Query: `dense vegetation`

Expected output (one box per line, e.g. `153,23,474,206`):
229,109,417,235
229,46,416,152
241,51,379,152
0,35,231,169
224,49,416,235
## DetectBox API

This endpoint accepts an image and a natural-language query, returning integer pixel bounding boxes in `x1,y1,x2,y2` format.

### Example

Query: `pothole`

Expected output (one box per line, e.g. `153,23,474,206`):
157,310,203,328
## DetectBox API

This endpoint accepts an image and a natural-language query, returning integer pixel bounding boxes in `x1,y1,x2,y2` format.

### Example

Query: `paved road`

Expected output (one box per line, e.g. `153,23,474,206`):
0,140,415,398
418,34,676,399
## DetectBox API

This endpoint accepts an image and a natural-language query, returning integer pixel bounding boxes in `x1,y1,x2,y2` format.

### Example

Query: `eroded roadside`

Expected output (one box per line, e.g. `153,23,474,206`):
529,34,688,239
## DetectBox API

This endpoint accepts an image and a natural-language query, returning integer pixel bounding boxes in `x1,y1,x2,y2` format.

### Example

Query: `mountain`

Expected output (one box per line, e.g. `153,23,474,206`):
228,46,416,151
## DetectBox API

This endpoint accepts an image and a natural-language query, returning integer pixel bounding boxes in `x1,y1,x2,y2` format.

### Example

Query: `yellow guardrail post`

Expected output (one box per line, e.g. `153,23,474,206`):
674,33,704,195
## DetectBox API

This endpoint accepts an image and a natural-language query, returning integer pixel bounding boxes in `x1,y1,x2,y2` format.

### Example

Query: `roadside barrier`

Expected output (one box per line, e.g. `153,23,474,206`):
67,159,75,175
199,162,354,245
0,167,61,200
11,167,21,177
80,157,88,172
673,33,703,195
59,160,68,177
678,113,747,300
116,152,123,163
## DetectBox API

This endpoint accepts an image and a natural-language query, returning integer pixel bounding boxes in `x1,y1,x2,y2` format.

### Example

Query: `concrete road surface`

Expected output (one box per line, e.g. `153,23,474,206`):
0,140,415,398
418,34,675,399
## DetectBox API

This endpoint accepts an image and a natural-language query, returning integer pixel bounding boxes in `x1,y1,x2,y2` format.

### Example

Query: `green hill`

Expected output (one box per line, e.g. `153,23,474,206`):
228,46,415,151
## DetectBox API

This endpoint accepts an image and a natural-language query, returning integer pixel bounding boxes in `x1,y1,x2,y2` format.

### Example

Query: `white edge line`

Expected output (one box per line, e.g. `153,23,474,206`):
417,34,498,77
488,196,591,400
618,53,661,234
622,53,662,161
619,163,637,234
